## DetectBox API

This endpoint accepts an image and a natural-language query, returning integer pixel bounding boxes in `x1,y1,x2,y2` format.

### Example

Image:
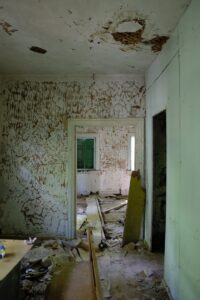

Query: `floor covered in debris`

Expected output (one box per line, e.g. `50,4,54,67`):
20,195,169,300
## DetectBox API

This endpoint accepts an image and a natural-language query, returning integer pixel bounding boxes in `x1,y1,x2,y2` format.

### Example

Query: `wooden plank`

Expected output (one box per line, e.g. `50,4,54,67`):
46,229,103,300
77,214,87,230
103,200,127,214
88,228,103,300
0,240,32,281
86,197,103,246
46,261,96,300
122,171,145,246
96,198,106,240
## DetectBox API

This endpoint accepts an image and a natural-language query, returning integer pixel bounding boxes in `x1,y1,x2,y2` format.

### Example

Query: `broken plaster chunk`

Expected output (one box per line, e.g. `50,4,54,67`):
25,237,37,245
41,256,52,268
43,240,59,249
123,242,136,254
50,253,75,272
136,271,147,282
29,258,41,265
62,238,82,249
24,268,48,280
24,245,54,262
21,279,33,292
32,281,48,294
135,240,144,248
42,272,52,282
135,240,147,253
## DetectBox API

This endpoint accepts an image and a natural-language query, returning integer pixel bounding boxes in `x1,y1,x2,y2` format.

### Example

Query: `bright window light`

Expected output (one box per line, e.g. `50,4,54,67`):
131,136,135,171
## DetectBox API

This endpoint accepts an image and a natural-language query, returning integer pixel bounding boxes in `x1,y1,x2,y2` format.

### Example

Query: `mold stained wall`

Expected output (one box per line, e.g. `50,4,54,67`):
0,77,145,237
77,126,135,196
145,0,200,299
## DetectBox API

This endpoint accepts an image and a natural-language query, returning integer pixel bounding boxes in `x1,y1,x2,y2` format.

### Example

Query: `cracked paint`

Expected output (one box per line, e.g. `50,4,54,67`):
91,12,169,52
112,18,145,45
0,78,145,237
0,19,18,35
142,35,169,53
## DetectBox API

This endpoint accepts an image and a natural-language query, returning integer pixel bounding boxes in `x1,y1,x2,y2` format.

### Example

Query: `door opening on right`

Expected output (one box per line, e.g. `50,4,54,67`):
152,110,166,252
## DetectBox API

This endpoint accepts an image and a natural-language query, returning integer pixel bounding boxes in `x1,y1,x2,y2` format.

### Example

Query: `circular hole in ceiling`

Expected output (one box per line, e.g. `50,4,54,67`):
116,21,142,32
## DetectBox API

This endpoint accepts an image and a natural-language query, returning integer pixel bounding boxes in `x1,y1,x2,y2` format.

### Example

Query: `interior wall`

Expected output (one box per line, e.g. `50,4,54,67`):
0,76,145,237
77,126,137,196
145,0,200,299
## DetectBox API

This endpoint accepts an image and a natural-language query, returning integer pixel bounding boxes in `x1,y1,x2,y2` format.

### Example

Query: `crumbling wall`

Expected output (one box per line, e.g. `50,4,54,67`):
0,77,145,237
77,126,136,196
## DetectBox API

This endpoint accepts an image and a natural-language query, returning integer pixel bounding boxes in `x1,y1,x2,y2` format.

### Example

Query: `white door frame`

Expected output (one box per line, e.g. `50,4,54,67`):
67,118,144,238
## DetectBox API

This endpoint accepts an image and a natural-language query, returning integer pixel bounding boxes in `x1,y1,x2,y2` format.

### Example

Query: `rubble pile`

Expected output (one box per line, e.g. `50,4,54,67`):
20,239,80,300
96,195,170,300
20,195,170,300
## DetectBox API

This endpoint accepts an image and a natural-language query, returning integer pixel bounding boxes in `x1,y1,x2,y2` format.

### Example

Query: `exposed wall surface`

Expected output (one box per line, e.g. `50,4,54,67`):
145,0,200,299
77,126,135,196
0,77,145,237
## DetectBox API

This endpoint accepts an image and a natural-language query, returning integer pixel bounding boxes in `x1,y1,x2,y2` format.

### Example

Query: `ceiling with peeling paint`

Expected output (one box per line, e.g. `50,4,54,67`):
0,0,191,76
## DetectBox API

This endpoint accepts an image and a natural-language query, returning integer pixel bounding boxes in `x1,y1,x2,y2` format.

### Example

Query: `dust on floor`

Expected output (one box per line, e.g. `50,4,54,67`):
97,195,169,300
19,195,169,300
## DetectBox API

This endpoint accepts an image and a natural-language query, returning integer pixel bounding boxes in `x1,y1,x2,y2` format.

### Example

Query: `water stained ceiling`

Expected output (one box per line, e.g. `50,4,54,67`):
0,0,191,76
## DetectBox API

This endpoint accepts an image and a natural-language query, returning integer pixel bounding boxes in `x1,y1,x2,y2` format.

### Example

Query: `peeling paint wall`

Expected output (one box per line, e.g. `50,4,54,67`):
0,77,145,237
77,126,136,196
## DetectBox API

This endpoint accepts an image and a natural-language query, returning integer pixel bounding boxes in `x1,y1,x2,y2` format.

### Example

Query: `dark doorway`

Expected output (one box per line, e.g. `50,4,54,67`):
152,110,166,252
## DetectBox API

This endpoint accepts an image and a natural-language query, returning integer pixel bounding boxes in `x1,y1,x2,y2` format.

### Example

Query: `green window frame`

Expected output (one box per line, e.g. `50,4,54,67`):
77,137,96,170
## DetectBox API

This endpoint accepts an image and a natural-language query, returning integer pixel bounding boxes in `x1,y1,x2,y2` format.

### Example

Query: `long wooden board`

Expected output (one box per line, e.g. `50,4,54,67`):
122,171,145,246
88,227,103,300
46,228,103,300
86,197,105,246
46,261,96,300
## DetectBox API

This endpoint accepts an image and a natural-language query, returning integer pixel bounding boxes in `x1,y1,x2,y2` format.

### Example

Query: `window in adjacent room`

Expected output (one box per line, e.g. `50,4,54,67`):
77,135,99,170
128,134,135,171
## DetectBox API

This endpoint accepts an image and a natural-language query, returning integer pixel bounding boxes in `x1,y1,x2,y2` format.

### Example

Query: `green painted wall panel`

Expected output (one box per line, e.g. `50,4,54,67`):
179,1,200,298
146,1,200,299
165,54,180,299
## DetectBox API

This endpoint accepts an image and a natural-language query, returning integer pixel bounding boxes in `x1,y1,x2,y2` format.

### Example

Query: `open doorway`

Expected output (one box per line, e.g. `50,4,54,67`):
67,118,144,239
75,125,139,235
152,110,166,252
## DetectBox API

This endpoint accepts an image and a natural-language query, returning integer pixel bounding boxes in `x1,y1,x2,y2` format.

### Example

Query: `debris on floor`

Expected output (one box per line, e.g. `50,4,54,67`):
46,228,101,300
87,194,169,300
20,194,170,300
20,239,89,300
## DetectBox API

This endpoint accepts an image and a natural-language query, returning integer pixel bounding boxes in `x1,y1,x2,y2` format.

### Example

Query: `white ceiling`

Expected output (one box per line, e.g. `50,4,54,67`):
0,0,191,76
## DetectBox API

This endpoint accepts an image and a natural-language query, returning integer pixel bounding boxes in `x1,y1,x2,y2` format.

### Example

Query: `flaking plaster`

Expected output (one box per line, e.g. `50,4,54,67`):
0,77,145,237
